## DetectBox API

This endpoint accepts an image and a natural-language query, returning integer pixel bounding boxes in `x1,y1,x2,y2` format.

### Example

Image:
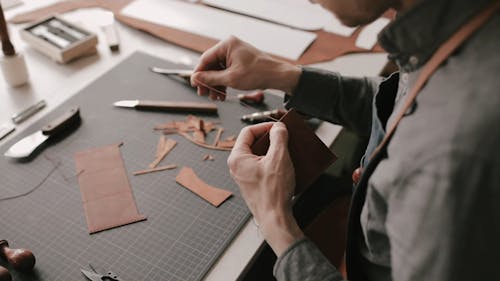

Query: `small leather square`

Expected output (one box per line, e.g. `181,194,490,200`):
251,109,337,194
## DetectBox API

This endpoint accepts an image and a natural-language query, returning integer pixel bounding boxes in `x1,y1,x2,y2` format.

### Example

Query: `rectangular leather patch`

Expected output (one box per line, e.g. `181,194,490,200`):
251,108,337,194
75,143,147,234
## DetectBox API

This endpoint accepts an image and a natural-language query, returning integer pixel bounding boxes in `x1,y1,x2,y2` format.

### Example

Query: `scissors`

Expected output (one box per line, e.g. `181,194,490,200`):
81,264,123,281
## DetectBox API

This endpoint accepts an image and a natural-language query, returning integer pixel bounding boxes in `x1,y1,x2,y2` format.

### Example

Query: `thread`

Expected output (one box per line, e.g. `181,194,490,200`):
192,77,280,122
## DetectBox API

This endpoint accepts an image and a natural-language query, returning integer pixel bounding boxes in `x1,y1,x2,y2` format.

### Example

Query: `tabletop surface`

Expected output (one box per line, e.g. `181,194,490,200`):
1,1,388,280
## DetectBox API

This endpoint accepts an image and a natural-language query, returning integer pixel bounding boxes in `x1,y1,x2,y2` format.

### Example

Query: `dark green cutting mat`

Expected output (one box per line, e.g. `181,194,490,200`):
0,51,282,281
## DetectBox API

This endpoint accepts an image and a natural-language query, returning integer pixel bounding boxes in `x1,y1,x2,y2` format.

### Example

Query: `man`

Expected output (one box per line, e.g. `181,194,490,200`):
190,0,500,280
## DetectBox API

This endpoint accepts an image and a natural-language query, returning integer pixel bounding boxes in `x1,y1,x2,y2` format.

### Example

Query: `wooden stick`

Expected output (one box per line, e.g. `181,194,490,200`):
0,2,16,56
133,164,177,176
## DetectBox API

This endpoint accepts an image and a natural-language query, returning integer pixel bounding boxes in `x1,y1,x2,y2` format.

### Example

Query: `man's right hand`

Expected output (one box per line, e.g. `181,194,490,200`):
190,36,302,100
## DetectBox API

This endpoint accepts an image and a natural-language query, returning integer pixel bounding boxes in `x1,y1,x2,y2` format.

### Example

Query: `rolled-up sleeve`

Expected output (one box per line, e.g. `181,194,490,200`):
285,67,381,137
273,238,345,281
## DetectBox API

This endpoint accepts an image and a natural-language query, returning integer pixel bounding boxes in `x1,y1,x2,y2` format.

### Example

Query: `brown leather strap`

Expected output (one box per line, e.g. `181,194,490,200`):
370,1,499,160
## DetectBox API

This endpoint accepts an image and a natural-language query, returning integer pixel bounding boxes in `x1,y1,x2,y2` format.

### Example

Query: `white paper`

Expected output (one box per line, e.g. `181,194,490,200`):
203,0,357,36
323,16,357,37
355,18,390,50
1,0,23,10
203,0,328,31
121,0,317,60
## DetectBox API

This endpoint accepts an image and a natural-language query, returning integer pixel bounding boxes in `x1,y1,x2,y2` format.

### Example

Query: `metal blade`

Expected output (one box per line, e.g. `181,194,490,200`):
3,131,48,158
150,67,193,77
81,269,104,281
113,100,139,108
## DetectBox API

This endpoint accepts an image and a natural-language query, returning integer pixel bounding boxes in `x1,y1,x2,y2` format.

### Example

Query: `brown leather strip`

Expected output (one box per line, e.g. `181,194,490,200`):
212,127,224,147
74,143,147,234
370,1,500,160
155,135,166,158
133,164,177,176
148,138,177,168
176,166,232,207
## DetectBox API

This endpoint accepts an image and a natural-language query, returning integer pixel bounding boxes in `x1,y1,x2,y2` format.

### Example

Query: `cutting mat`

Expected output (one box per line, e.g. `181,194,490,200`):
0,51,282,281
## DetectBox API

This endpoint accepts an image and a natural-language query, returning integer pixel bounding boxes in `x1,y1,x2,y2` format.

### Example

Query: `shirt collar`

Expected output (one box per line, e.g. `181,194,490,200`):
378,0,493,72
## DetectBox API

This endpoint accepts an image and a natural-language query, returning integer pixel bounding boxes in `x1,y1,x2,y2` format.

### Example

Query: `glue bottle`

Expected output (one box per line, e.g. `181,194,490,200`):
0,3,29,87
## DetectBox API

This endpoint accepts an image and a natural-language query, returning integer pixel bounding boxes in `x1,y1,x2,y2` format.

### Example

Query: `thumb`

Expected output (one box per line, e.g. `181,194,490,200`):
191,70,231,88
266,122,289,161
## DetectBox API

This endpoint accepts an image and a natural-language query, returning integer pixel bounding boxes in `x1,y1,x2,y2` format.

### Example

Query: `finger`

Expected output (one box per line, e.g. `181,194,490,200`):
193,40,228,73
233,122,275,154
265,122,289,162
197,86,208,96
192,69,232,88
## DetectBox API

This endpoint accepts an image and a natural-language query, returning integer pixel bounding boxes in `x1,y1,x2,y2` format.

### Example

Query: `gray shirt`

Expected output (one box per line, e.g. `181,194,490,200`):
276,0,500,280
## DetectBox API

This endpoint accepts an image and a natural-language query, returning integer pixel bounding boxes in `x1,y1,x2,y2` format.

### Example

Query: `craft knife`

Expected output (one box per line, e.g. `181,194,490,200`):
149,66,193,78
113,100,218,114
241,109,286,124
3,107,80,158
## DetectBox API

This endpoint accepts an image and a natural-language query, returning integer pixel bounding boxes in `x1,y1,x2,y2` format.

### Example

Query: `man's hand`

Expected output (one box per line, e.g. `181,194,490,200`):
190,36,302,100
228,122,304,256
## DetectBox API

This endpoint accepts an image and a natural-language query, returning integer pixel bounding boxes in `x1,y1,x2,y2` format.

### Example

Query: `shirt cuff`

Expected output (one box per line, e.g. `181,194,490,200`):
273,238,344,281
284,67,342,120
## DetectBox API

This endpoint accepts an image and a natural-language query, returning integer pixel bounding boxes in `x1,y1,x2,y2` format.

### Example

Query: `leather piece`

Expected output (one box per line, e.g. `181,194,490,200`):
74,143,147,234
176,167,232,207
251,109,337,194
133,164,177,176
9,0,387,65
149,138,176,168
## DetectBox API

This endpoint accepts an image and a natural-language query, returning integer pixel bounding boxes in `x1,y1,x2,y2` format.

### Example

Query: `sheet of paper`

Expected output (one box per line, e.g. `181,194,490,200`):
355,17,390,50
121,0,317,60
323,16,357,37
1,0,23,10
203,0,327,31
203,0,357,36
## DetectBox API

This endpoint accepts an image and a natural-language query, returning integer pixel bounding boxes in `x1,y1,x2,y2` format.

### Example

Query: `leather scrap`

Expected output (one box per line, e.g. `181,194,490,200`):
74,143,147,234
251,109,337,194
149,138,177,168
155,116,234,151
179,132,232,151
155,135,166,158
133,164,177,176
176,167,232,207
9,0,389,65
202,154,215,161
212,128,223,146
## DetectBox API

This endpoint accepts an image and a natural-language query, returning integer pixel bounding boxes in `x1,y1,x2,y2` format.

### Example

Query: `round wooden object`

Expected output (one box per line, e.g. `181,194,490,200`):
0,240,36,272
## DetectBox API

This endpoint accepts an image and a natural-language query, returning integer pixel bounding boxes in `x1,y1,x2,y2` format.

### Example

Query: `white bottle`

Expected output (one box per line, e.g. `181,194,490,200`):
0,52,29,87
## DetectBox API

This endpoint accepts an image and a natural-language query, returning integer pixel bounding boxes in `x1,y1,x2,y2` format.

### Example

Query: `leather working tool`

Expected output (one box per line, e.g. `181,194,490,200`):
3,106,80,158
113,100,218,114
